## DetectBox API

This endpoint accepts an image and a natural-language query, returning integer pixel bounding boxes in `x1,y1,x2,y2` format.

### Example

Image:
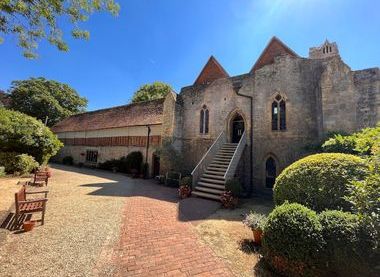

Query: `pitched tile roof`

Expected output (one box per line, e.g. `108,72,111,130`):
250,36,299,73
52,98,164,133
194,56,229,85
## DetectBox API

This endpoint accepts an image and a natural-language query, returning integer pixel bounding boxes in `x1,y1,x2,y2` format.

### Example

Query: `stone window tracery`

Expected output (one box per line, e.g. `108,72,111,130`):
272,94,286,131
200,105,209,134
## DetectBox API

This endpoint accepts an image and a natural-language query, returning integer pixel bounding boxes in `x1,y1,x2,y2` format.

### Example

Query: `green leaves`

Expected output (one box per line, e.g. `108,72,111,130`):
131,82,172,103
273,153,369,212
0,0,120,58
0,108,63,164
322,124,380,156
9,77,87,126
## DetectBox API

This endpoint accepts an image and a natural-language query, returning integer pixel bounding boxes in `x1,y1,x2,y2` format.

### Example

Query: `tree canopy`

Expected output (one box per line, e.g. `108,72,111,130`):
131,82,172,103
0,0,120,58
0,108,63,164
9,77,88,126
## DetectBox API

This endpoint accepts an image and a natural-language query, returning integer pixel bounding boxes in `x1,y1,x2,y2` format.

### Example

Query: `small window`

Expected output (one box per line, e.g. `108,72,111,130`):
200,105,209,134
265,157,276,188
86,150,98,163
271,94,286,131
271,102,278,131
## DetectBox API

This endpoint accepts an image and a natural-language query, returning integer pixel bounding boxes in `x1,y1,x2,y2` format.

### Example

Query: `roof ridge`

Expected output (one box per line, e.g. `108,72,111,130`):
70,97,165,117
194,55,230,85
250,36,299,73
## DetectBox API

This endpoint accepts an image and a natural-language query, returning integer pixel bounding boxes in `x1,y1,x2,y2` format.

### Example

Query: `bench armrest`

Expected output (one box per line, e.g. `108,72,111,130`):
26,190,49,194
18,198,48,204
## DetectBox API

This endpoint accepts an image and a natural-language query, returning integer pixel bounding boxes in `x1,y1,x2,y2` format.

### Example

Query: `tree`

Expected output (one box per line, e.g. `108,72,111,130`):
9,77,87,126
131,82,172,103
0,108,63,164
0,0,120,58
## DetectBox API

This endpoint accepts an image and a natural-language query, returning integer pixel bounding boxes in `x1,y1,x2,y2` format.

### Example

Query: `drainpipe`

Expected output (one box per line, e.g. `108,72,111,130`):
233,81,253,197
145,125,151,164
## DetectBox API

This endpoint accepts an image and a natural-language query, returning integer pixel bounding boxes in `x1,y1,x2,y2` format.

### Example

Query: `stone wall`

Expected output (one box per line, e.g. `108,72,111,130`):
174,52,379,193
354,68,380,129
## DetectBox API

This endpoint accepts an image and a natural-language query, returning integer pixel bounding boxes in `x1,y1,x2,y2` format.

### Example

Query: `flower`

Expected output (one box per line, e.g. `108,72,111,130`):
243,212,267,231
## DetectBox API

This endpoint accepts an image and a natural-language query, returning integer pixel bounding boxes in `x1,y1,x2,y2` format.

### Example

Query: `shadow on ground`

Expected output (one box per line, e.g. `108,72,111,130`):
51,164,273,223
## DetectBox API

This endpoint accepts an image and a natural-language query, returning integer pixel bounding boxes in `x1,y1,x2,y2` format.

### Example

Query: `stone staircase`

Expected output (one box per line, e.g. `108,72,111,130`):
192,143,238,200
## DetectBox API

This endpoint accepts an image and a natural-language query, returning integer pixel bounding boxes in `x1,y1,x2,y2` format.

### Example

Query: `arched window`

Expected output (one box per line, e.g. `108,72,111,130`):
200,105,209,134
271,94,286,131
265,157,276,188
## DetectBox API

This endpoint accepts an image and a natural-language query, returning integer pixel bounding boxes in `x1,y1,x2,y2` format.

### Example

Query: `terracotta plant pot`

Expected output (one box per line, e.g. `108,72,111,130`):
23,221,36,232
252,229,263,245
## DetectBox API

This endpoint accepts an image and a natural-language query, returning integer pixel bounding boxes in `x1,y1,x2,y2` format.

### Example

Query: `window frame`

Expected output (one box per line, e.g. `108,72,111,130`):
86,150,98,163
200,105,209,135
271,94,287,131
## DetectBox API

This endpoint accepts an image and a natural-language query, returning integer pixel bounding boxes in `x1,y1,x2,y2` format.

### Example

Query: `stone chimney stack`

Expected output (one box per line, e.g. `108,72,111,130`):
309,40,339,59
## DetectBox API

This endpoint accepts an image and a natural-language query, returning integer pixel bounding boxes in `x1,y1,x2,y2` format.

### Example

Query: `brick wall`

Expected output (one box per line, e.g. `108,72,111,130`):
60,135,161,147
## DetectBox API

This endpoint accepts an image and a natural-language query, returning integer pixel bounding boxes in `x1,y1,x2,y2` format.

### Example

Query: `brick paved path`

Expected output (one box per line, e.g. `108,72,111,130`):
111,193,233,276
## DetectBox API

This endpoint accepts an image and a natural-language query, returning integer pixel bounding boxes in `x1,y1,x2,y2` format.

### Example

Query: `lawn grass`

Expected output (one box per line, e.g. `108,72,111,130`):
195,196,275,276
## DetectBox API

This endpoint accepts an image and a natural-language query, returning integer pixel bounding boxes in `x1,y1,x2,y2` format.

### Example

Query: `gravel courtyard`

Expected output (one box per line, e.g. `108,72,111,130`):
0,165,233,277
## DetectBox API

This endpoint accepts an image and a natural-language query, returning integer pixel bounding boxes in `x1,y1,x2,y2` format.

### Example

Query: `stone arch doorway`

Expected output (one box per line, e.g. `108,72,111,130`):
230,114,245,143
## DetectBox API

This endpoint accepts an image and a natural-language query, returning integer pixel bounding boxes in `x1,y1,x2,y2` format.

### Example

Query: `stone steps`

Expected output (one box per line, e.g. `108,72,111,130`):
192,142,238,201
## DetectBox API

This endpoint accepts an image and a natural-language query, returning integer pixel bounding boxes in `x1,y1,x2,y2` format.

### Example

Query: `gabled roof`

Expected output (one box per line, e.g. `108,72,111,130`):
194,56,229,85
51,98,165,133
250,36,299,73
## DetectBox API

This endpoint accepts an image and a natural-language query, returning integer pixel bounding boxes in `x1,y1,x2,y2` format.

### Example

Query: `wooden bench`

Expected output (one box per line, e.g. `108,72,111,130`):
14,185,48,227
31,170,50,186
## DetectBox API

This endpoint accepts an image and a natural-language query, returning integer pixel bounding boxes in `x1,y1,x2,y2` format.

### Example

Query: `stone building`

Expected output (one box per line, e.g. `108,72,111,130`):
53,37,380,200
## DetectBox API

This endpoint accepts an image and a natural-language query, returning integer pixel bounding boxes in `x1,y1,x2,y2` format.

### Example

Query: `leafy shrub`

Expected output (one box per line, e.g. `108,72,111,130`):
319,210,376,276
262,203,323,276
62,156,74,165
274,153,368,212
346,157,380,224
0,152,39,175
0,166,5,177
0,108,63,164
243,212,267,231
322,124,380,156
98,151,143,174
126,151,143,172
180,176,192,187
225,178,242,197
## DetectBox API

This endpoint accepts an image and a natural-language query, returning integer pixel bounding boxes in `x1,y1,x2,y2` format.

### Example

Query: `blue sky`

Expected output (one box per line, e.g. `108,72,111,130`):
1,0,379,111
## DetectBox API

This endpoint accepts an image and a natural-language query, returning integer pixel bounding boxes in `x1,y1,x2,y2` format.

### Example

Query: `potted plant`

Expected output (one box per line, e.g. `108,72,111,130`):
243,212,267,245
221,178,242,209
178,176,192,199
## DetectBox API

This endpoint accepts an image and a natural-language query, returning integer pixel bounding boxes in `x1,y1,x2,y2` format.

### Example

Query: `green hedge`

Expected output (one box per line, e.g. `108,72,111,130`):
98,151,143,173
319,210,375,276
262,202,324,276
274,153,368,212
0,152,39,175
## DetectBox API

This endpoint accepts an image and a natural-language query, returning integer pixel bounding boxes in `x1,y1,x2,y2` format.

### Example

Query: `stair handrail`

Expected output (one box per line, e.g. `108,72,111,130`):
191,130,226,189
224,130,247,180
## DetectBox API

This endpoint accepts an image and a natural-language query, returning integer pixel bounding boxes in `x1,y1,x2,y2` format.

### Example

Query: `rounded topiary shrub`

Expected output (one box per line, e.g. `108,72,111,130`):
319,210,376,276
262,202,324,276
274,153,368,212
